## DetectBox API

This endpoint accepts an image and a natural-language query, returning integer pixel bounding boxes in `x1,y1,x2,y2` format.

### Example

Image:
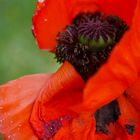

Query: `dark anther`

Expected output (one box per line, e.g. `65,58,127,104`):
95,100,121,134
55,12,128,135
106,16,128,42
125,124,135,135
44,119,62,139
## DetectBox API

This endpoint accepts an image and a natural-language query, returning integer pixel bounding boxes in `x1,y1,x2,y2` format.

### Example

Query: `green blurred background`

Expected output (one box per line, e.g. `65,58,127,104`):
0,0,59,139
0,0,60,85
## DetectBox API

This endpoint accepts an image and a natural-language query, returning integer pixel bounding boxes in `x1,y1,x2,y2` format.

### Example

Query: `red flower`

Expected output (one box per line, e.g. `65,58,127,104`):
0,0,140,139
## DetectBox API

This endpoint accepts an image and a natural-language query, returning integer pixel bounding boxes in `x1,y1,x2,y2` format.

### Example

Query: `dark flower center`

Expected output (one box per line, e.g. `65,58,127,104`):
56,12,128,80
55,12,129,135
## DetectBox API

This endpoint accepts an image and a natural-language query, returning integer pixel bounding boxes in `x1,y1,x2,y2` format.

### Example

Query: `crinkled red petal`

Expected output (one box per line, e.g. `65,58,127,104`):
118,95,140,139
0,74,51,140
127,77,140,112
30,61,85,139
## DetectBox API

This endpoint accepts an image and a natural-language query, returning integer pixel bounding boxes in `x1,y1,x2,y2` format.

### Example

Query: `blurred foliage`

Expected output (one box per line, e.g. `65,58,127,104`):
0,0,60,139
0,0,60,85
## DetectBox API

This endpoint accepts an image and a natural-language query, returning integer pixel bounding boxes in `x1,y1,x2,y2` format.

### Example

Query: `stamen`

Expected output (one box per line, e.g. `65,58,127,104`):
95,100,120,134
56,12,128,80
125,124,135,135
106,16,128,42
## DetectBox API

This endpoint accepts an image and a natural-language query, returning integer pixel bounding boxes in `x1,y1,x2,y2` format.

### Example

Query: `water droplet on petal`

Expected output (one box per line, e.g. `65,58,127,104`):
0,106,3,110
38,0,44,3
17,127,20,131
44,18,48,22
10,120,14,124
7,134,15,140
18,124,22,127
32,25,34,30
8,135,11,139
0,119,4,123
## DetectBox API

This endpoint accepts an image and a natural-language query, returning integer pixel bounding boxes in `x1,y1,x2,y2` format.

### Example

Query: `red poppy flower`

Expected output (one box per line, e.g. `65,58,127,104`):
1,0,140,140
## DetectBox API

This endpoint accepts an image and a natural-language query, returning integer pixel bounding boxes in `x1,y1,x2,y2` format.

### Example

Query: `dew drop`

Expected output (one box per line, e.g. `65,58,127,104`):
13,133,15,136
33,12,38,17
10,120,14,124
17,127,20,131
7,134,15,140
18,124,22,127
44,18,48,22
0,119,4,123
32,25,34,30
0,119,4,127
0,106,3,110
8,135,11,139
60,117,63,121
38,0,44,3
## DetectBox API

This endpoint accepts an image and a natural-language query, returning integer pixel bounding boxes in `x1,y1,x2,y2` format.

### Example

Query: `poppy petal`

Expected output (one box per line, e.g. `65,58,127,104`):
71,0,140,113
30,61,85,139
0,74,52,139
95,0,136,25
68,0,99,21
118,95,140,139
126,77,140,112
71,66,129,113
